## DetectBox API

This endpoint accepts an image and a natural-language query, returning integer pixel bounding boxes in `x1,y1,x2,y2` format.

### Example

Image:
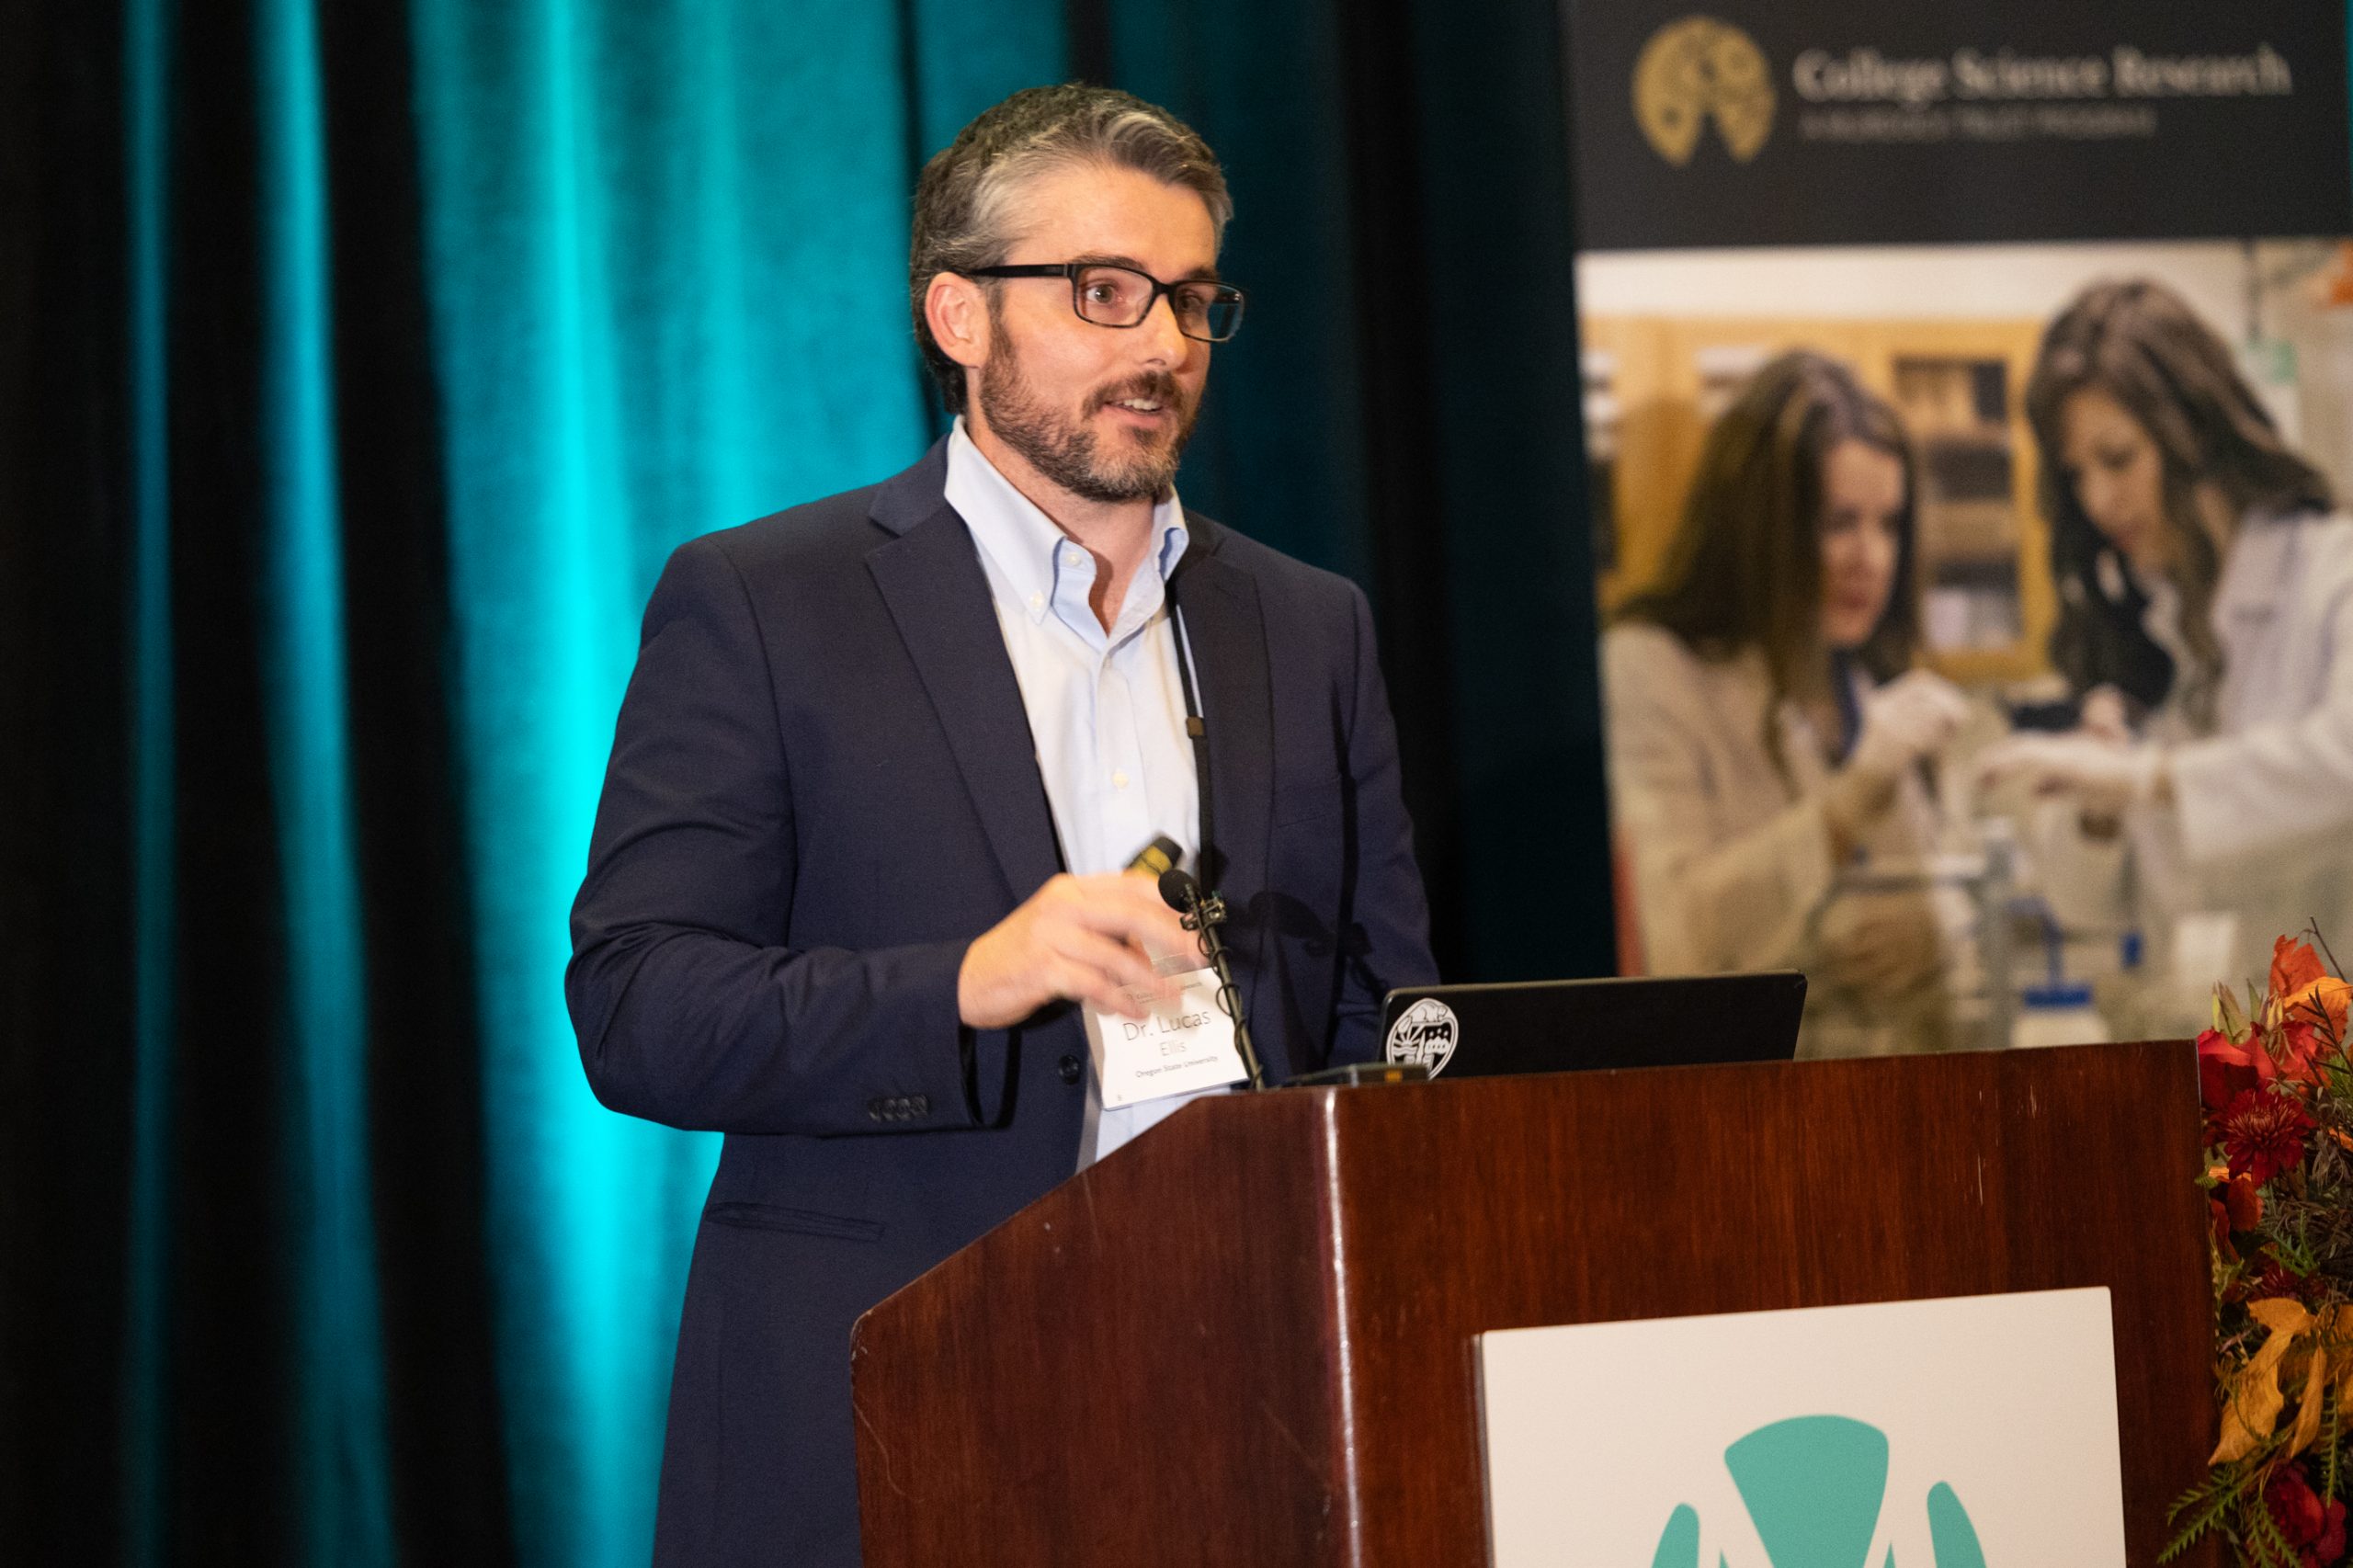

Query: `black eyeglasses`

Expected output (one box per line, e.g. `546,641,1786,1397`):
962,262,1246,343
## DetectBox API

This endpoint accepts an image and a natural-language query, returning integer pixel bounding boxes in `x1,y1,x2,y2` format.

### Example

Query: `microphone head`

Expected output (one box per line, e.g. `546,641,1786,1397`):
1157,866,1199,912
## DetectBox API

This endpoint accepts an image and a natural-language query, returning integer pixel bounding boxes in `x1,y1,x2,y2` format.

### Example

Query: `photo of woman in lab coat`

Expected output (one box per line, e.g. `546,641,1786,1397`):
1604,350,1974,1058
1981,278,2353,1019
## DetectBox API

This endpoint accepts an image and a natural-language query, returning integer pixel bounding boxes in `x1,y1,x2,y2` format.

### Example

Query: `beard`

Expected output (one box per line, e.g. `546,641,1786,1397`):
977,325,1201,505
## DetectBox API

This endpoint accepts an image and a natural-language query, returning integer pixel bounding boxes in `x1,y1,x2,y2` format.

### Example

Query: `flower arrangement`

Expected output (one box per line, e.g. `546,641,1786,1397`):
2168,932,2353,1564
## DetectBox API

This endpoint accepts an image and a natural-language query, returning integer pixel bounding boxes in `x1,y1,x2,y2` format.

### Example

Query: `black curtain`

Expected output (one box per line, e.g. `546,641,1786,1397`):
0,0,1607,1561
1100,0,1609,982
5,1,516,1562
4,6,139,1562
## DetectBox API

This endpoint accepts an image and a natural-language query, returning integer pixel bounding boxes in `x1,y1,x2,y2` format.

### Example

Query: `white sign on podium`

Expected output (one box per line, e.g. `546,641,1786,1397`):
1477,1288,2126,1567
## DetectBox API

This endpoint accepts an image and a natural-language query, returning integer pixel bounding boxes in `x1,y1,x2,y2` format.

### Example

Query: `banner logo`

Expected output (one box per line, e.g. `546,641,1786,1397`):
1384,997,1459,1076
1651,1415,1988,1567
1633,17,1778,165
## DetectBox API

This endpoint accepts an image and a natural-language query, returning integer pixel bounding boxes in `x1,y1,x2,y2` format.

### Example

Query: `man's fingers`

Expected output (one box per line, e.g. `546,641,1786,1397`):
1049,941,1183,1018
965,870,1205,1028
1053,956,1153,1020
1059,882,1193,953
997,872,1199,1020
1047,925,1170,1001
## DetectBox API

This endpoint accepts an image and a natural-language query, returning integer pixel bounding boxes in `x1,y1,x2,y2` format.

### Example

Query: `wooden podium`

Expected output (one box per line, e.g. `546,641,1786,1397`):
851,1041,2212,1564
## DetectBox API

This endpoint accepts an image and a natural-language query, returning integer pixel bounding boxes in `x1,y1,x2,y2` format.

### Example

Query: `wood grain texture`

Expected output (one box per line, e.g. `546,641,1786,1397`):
852,1040,2214,1565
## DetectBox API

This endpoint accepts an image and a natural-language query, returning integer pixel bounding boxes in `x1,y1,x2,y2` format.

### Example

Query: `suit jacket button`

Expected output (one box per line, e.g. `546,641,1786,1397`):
1058,1054,1082,1085
907,1094,928,1116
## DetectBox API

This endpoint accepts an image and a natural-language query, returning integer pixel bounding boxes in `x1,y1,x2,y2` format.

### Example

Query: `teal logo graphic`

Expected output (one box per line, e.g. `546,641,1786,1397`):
1650,1416,1987,1567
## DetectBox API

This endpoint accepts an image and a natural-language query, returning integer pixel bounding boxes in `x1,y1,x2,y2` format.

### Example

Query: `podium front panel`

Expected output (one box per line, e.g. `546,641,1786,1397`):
853,1040,2211,1565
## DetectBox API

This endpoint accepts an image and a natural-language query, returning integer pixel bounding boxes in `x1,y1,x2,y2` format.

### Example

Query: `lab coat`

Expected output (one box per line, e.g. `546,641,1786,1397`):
2036,508,2353,1021
1603,621,1970,1057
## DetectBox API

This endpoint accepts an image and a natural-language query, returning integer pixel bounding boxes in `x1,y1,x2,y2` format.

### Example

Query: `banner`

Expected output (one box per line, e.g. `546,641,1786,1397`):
1568,4,2353,1053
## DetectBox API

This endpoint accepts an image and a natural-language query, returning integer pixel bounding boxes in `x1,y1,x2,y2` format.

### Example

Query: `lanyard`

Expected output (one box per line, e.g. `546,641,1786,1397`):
1165,579,1214,887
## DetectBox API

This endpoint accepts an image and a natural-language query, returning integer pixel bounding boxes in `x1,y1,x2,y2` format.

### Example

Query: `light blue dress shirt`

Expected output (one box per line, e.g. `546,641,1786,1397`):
943,420,1224,1165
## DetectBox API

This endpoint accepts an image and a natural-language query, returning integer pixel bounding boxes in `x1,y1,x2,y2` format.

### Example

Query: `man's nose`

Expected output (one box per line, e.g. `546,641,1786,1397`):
1136,291,1189,361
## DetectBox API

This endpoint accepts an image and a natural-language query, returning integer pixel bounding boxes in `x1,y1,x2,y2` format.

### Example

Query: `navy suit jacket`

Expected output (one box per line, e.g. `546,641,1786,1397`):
566,440,1435,1566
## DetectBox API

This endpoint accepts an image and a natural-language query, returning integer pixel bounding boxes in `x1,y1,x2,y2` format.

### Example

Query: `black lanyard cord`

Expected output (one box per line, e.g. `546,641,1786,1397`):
1165,580,1214,888
1163,575,1261,1087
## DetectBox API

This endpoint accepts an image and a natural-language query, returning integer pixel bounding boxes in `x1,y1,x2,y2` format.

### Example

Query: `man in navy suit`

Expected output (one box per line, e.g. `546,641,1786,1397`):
568,84,1435,1566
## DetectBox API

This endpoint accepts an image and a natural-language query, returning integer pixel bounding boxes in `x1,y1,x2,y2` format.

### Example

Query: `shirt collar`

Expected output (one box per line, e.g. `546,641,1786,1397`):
944,418,1189,626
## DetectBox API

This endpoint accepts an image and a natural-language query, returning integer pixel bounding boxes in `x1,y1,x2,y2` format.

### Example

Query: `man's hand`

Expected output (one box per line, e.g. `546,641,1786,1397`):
957,872,1199,1029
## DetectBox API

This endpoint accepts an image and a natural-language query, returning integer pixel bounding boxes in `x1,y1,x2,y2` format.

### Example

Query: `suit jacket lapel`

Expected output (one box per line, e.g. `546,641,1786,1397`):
868,457,1063,907
1170,525,1275,1035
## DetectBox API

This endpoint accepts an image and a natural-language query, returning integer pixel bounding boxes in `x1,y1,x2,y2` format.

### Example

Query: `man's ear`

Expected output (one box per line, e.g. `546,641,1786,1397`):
925,272,990,375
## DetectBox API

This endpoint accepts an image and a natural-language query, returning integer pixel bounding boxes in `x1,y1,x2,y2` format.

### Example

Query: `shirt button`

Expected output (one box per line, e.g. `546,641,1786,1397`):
1029,591,1043,609
1111,770,1130,790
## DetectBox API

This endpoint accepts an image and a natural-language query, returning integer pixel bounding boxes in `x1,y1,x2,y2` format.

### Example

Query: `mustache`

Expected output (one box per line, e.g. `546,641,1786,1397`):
1087,371,1188,415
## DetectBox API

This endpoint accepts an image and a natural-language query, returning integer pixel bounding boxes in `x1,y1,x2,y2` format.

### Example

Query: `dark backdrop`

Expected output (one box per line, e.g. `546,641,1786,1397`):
0,0,1609,1562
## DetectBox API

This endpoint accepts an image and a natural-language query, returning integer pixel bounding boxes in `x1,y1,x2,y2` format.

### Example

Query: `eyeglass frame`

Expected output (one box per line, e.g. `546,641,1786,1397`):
960,262,1246,343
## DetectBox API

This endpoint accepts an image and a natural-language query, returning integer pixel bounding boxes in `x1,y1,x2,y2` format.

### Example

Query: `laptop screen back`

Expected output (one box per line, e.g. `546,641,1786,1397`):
1379,971,1807,1080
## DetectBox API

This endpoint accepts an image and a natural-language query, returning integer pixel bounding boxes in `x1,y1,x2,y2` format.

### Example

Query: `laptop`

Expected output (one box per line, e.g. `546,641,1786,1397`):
1377,971,1807,1081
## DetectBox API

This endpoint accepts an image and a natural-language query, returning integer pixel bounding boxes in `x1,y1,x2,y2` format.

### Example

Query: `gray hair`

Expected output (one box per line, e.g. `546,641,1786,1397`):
909,85,1233,412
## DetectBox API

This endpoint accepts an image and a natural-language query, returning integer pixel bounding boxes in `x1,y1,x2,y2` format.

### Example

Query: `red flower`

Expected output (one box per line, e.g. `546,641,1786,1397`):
2220,1088,2315,1185
2224,1174,2265,1231
2266,1463,2347,1565
2202,1028,2273,1112
2254,1261,2321,1303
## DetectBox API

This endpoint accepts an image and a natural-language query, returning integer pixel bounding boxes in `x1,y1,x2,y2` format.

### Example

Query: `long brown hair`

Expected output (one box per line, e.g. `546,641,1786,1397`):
1618,349,1921,715
2026,278,2332,728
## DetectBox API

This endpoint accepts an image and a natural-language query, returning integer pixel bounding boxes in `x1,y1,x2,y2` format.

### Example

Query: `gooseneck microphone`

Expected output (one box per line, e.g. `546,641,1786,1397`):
1156,866,1265,1092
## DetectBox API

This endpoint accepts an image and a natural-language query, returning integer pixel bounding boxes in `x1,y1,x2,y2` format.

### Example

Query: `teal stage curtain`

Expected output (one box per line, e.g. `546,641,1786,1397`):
0,0,1607,1561
403,4,1044,1562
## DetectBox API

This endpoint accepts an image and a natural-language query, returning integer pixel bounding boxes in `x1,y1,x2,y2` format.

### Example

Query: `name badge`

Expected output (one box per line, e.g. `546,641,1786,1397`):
1082,967,1248,1108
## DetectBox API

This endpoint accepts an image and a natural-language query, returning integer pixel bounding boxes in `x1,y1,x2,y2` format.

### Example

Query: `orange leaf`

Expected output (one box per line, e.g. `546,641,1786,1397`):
2287,976,2351,1041
2274,937,2328,1002
2252,1299,2316,1335
2214,1299,2313,1462
2291,1342,2330,1456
